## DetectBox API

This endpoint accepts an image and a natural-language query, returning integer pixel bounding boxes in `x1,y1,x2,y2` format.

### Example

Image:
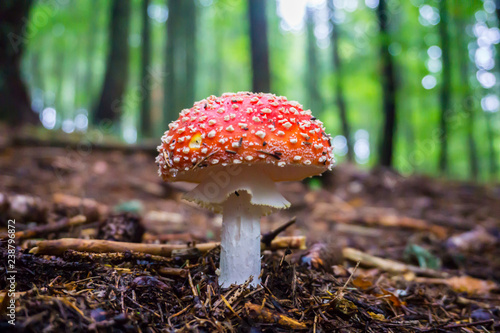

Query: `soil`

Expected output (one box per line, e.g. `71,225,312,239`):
0,142,499,332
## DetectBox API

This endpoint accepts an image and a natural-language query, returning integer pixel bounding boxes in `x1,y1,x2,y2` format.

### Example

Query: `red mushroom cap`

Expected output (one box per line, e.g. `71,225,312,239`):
156,92,334,183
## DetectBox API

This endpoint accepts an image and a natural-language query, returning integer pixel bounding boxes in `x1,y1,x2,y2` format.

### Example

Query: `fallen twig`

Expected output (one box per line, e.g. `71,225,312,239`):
63,249,172,264
261,217,296,247
342,247,449,278
30,236,306,257
1,215,88,240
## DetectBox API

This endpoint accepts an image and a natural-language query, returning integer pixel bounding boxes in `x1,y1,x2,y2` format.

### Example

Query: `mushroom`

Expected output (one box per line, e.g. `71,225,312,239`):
156,92,334,287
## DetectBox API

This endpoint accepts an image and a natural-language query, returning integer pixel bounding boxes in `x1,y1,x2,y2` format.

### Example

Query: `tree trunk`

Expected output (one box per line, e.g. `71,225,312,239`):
84,0,99,112
377,0,397,168
94,0,131,126
437,0,451,175
248,0,270,93
184,0,196,104
455,9,478,180
305,7,323,116
485,113,498,179
164,0,180,124
140,0,152,139
329,2,352,161
0,0,37,126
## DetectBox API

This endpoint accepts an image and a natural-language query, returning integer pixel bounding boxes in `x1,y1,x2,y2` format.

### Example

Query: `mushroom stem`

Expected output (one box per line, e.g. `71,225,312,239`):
219,191,261,287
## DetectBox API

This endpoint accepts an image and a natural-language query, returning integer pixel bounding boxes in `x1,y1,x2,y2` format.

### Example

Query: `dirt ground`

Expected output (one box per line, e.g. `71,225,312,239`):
0,141,499,332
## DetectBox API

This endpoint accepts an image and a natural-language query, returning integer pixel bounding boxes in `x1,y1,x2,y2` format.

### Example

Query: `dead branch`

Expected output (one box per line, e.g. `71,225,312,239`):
261,217,296,247
30,236,306,257
53,193,108,221
63,249,172,264
342,247,449,278
1,215,88,240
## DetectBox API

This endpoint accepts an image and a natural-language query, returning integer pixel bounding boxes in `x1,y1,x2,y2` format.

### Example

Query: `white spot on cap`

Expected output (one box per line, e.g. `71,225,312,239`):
261,108,271,113
255,131,266,139
224,115,230,121
208,119,216,125
252,116,261,122
314,144,323,149
226,125,234,132
217,108,225,113
278,161,286,167
182,147,190,154
182,117,190,123
233,159,242,164
290,138,298,144
258,154,266,158
293,156,302,161
208,130,216,138
232,141,240,148
201,148,208,154
173,157,180,163
245,156,253,161
304,160,312,165
177,128,185,134
277,131,285,136
283,122,292,129
232,104,239,109
238,123,248,128
211,159,219,164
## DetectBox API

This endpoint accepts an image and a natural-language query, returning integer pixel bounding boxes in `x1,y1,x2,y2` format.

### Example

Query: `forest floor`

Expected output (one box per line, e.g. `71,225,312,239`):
0,134,500,332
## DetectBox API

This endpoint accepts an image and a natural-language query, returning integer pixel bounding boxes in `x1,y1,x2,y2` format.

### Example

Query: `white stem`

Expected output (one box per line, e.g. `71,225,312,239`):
219,191,261,287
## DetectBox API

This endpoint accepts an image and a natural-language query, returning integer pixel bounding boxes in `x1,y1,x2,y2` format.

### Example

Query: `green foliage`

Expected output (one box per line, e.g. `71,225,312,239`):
20,0,500,182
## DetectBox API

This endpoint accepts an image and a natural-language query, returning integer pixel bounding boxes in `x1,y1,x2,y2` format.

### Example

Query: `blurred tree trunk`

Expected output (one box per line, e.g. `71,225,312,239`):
184,0,196,104
305,7,323,115
455,9,478,180
30,51,44,92
491,0,500,178
437,0,451,174
377,0,397,167
248,0,270,92
164,0,182,123
213,27,223,95
485,113,498,179
85,0,98,112
0,0,37,125
328,2,352,161
94,0,131,125
140,0,152,139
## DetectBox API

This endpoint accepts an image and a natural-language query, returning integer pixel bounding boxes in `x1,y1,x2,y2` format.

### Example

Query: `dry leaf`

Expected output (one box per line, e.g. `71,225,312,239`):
446,276,497,295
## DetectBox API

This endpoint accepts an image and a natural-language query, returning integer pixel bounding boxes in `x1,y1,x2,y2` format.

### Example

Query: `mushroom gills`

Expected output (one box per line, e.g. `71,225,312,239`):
183,168,290,215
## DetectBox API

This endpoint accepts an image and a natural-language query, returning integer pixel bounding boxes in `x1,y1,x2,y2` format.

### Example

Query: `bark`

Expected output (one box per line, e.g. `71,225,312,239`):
305,7,323,115
184,0,196,104
140,0,152,138
0,0,37,126
329,2,352,161
164,0,180,124
485,113,498,179
437,0,451,174
94,0,131,125
84,0,99,111
455,12,478,180
377,0,397,167
248,0,270,92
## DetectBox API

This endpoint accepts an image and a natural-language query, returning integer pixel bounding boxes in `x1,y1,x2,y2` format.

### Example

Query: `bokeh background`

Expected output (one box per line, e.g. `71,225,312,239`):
1,0,499,182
